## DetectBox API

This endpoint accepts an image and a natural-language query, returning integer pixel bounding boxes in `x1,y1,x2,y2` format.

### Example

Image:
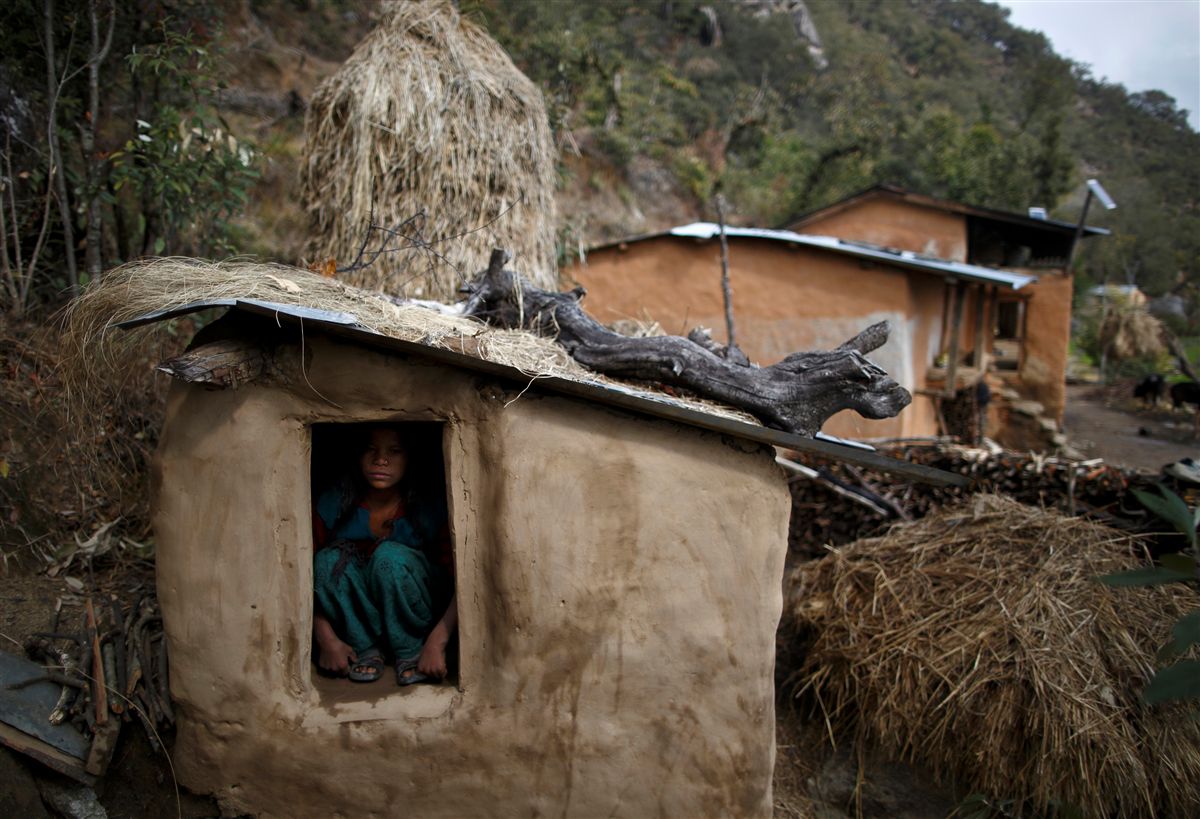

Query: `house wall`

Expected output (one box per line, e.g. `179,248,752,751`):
566,238,944,439
789,194,1077,434
153,333,790,818
791,197,969,262
1010,270,1073,423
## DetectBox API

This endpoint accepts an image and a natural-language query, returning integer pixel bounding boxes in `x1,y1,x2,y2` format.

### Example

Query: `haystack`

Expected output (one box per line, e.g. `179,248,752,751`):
301,0,558,301
782,494,1200,818
1100,306,1166,361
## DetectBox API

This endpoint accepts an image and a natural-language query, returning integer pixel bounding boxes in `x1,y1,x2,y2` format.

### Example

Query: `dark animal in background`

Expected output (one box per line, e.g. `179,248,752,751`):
1134,374,1166,407
1171,380,1200,410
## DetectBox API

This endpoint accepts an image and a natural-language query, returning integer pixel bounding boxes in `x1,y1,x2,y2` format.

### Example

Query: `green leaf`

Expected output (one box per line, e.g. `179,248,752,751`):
1159,611,1200,660
1143,660,1200,704
1160,553,1198,576
1098,566,1193,586
1133,487,1197,544
153,236,166,254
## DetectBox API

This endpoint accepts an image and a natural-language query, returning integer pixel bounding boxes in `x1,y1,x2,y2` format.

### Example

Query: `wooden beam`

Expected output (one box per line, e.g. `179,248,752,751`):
943,280,965,397
973,284,987,369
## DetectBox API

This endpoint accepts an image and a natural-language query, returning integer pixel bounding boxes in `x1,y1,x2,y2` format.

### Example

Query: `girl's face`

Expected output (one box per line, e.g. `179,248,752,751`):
360,428,407,491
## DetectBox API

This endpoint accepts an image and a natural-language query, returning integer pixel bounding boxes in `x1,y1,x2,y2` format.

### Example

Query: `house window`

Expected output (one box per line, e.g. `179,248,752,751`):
308,421,457,700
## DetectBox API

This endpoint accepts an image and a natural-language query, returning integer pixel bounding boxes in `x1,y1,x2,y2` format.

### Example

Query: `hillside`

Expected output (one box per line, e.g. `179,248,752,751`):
461,0,1199,310
1,0,1196,314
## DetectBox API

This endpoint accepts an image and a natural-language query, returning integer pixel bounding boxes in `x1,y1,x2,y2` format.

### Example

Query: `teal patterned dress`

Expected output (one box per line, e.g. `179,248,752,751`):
312,489,452,661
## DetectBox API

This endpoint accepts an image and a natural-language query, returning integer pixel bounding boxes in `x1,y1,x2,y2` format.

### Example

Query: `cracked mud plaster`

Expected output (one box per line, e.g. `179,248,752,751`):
154,333,789,817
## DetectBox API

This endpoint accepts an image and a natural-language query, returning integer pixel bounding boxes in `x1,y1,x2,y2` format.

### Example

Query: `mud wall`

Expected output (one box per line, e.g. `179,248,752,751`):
153,333,790,818
1011,270,1072,423
566,237,944,439
791,197,968,262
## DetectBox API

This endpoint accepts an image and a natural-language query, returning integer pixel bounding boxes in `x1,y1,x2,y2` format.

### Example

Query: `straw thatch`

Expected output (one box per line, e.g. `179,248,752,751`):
782,494,1200,818
1100,306,1166,361
60,257,757,426
301,0,558,301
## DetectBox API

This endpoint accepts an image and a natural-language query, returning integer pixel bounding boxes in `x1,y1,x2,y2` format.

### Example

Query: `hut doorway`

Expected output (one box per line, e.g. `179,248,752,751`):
308,421,457,701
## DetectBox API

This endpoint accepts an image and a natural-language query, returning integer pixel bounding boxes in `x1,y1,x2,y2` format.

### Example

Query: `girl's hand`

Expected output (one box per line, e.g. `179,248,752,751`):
318,636,357,675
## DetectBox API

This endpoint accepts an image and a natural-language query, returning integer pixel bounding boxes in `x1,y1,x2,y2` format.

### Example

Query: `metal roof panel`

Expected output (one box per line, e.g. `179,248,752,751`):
120,300,966,486
668,223,1037,290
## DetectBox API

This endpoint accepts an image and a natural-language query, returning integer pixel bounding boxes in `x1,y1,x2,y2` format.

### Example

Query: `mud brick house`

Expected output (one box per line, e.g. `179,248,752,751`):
566,185,1108,444
121,293,953,819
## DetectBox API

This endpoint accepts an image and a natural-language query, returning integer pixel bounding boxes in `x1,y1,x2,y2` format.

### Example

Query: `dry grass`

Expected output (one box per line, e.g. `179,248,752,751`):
1,315,175,564
1101,307,1166,361
59,257,757,424
300,0,558,301
782,494,1200,818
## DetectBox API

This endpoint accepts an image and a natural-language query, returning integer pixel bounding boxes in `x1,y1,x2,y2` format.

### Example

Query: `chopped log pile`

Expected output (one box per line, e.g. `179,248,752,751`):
13,585,171,780
785,440,1196,560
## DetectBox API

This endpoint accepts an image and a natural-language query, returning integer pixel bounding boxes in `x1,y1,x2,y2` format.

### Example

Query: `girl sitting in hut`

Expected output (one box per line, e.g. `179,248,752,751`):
312,425,456,685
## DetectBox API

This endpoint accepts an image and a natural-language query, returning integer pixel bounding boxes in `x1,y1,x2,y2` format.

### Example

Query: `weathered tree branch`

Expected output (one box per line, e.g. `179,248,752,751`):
462,249,911,436
43,0,80,295
1164,329,1199,384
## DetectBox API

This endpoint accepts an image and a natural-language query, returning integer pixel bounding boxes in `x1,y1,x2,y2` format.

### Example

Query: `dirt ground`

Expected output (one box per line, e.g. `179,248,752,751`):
1062,382,1198,473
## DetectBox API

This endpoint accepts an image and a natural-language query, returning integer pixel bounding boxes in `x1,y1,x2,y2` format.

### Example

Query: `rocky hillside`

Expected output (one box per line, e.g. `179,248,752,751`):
459,0,1198,316
1,0,1196,315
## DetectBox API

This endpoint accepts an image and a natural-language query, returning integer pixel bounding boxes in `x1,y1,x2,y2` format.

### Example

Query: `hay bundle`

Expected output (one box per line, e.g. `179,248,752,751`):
783,494,1200,817
301,0,558,301
1100,306,1166,361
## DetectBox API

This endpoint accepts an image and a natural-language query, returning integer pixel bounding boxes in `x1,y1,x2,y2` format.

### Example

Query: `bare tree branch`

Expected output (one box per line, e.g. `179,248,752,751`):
460,250,912,437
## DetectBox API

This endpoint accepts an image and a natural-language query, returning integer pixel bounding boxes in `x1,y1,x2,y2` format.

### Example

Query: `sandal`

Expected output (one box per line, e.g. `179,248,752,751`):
347,649,384,683
395,656,430,687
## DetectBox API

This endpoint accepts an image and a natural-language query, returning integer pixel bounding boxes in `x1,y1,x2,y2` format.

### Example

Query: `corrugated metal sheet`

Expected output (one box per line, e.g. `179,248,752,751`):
120,300,964,485
668,222,1037,290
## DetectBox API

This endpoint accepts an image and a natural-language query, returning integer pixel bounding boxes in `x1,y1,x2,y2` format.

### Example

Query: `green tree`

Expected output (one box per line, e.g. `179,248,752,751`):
0,0,259,316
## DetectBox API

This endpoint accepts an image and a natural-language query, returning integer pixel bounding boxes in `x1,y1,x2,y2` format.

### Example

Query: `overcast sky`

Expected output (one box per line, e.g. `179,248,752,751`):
997,0,1200,130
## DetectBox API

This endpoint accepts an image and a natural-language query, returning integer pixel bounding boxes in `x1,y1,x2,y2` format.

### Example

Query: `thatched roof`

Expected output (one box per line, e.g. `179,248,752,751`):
782,494,1200,817
300,0,558,301
61,258,752,425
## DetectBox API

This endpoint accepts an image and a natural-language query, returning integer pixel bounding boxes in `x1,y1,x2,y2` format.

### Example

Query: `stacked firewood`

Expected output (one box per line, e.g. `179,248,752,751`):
786,441,1193,561
20,592,172,776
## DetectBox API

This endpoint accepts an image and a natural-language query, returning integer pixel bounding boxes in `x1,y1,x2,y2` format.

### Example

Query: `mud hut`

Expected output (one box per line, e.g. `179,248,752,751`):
300,0,558,301
63,259,802,817
63,255,963,817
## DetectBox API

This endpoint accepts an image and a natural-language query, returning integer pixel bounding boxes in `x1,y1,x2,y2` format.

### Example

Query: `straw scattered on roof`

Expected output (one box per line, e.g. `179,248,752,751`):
782,494,1200,818
60,258,757,425
300,0,558,301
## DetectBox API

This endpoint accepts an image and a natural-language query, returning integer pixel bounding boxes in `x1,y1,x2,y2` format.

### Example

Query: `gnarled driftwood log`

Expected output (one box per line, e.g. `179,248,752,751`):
462,249,911,437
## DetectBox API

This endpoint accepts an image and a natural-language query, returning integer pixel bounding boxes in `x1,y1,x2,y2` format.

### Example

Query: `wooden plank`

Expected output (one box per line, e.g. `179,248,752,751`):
0,721,95,786
943,280,965,398
973,284,987,368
